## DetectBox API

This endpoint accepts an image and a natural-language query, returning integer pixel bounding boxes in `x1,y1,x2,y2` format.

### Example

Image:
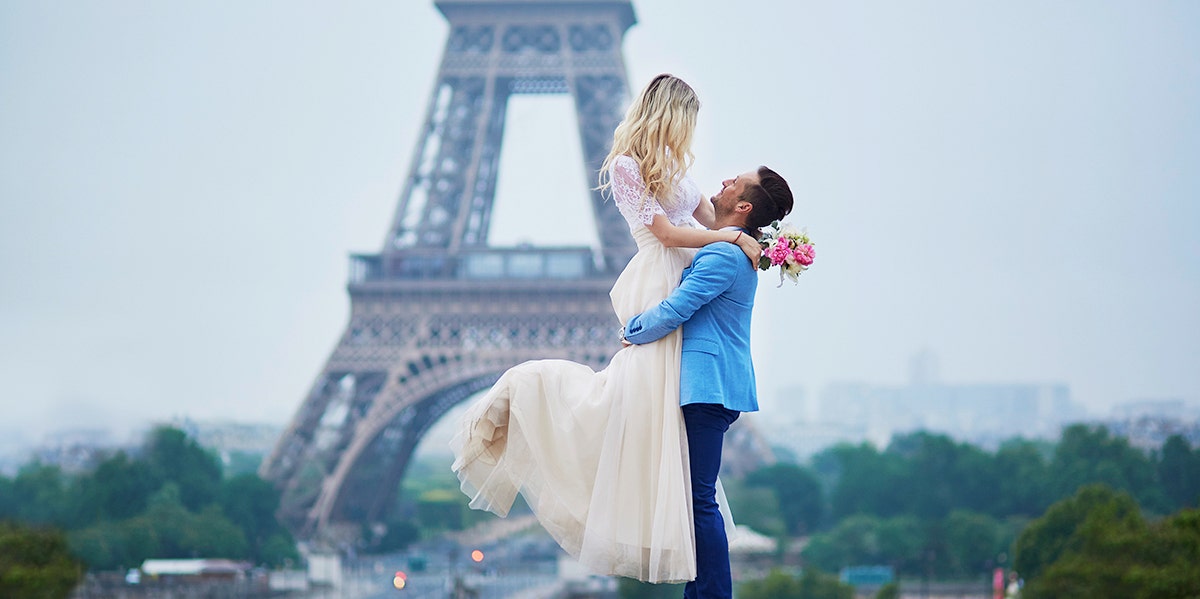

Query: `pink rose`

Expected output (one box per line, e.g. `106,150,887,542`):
767,238,792,266
793,244,815,266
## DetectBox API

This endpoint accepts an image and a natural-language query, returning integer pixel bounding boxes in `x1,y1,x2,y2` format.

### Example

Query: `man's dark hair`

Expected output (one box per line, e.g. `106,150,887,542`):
741,166,794,233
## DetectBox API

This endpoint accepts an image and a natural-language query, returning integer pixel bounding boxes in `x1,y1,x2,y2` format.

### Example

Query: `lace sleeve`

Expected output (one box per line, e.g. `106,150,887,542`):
611,155,667,227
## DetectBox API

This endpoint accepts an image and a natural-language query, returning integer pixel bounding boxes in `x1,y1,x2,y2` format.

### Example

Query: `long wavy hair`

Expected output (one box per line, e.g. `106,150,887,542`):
598,74,700,210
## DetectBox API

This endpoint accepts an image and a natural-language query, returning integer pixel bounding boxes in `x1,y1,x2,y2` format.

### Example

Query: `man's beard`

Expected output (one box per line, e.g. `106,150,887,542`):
711,195,735,220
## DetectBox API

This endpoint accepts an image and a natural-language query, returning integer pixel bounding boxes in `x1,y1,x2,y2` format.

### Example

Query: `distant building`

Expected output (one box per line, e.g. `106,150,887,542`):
24,428,136,474
1104,415,1200,450
1110,398,1199,422
759,354,1085,459
2,420,282,475
170,418,282,470
140,559,251,581
171,418,281,454
830,381,1079,442
1097,399,1200,451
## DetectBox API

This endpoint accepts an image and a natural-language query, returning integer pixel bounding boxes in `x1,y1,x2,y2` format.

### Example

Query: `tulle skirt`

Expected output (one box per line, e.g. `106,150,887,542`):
451,228,729,583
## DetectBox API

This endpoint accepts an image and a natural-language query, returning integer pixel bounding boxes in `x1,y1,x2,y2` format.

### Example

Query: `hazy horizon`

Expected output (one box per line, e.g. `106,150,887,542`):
2,1,1198,455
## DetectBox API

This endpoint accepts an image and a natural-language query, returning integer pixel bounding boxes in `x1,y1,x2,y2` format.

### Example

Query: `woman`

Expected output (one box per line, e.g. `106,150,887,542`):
450,74,759,583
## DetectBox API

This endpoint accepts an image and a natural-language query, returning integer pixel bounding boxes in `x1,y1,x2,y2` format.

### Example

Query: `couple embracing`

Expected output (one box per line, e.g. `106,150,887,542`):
451,74,795,598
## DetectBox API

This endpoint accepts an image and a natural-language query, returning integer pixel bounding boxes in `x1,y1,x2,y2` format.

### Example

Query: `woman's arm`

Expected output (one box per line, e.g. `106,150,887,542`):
609,156,760,264
646,214,762,265
692,196,716,229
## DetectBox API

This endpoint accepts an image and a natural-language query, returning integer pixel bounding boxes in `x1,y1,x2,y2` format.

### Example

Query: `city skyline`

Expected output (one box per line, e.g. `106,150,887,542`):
2,1,1198,454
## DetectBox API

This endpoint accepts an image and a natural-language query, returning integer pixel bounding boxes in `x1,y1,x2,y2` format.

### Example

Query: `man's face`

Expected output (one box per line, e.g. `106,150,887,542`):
712,170,760,217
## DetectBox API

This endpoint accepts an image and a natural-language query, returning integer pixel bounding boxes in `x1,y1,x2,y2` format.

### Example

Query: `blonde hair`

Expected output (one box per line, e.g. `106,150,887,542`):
598,74,700,210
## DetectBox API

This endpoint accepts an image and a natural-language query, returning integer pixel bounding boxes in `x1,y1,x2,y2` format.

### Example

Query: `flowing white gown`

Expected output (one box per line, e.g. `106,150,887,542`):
450,156,731,583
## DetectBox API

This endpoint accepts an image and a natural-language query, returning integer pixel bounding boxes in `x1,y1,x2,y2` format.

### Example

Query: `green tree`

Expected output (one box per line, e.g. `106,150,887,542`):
1031,509,1200,599
739,568,854,599
144,427,223,512
740,569,802,599
222,451,266,478
795,568,854,599
802,515,924,575
1124,508,1200,598
6,465,72,527
186,505,251,560
1158,435,1200,510
2,426,295,572
0,522,83,599
0,476,15,519
887,432,994,519
813,443,907,520
725,479,785,536
942,510,1001,578
416,489,466,531
70,483,251,570
219,474,296,565
801,516,875,572
374,520,420,554
259,534,300,568
873,516,923,574
745,463,824,535
141,483,196,558
1013,484,1145,597
990,439,1051,517
141,483,248,561
873,582,899,599
1050,425,1167,513
72,452,159,526
1013,484,1200,598
69,520,133,572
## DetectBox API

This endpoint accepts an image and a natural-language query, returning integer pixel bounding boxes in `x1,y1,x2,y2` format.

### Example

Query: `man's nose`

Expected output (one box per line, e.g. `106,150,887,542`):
722,178,733,187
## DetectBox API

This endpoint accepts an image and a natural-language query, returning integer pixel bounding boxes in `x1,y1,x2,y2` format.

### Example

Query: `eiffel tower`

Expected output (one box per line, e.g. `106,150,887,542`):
260,0,641,539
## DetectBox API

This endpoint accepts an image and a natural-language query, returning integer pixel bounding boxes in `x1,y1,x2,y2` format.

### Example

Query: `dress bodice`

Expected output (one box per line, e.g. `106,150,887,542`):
610,155,702,232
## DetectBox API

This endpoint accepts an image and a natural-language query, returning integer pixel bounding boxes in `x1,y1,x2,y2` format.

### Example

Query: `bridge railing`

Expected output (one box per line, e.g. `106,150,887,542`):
350,247,602,283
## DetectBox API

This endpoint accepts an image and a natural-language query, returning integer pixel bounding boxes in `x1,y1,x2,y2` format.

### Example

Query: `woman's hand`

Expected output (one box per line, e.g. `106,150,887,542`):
732,231,762,266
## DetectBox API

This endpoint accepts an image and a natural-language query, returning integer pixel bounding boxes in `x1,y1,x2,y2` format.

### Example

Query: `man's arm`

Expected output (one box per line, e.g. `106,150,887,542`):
622,245,740,345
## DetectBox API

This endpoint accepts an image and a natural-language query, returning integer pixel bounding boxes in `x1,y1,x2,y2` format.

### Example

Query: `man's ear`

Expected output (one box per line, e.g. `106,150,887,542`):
734,200,753,214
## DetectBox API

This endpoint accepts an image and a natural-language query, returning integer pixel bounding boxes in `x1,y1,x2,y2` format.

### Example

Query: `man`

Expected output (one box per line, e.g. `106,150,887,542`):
622,166,794,598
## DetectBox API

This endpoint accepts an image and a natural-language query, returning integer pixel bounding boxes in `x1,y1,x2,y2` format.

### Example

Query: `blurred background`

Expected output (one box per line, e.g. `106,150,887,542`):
1,1,1198,598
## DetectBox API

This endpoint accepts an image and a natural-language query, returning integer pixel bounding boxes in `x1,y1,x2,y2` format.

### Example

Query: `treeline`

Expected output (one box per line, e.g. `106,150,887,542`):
727,424,1200,580
0,522,82,598
0,426,298,571
1013,484,1200,597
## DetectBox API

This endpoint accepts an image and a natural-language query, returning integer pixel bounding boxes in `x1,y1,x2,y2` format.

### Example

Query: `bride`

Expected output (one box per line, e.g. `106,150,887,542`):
450,74,760,583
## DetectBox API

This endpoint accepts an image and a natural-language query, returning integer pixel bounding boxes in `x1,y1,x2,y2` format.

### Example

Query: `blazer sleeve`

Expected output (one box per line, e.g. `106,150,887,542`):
622,244,739,345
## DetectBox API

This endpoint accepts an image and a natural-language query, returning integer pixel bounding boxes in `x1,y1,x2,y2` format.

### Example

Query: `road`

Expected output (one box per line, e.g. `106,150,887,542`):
340,533,568,599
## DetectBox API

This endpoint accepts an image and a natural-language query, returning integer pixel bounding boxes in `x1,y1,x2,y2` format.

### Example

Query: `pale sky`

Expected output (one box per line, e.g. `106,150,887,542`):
1,1,1198,454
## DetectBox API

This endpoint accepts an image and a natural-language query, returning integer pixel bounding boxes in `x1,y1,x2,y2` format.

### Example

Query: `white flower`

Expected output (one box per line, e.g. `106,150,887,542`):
779,223,802,238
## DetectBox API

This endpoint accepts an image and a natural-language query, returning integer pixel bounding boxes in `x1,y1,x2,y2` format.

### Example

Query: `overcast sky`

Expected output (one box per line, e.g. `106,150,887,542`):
1,1,1197,454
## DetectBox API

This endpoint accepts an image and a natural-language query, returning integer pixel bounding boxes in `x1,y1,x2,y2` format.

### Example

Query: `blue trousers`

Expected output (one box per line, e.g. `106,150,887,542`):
682,403,740,599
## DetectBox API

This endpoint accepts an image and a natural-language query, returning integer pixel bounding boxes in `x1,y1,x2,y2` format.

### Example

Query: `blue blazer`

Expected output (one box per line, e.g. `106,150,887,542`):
623,239,759,413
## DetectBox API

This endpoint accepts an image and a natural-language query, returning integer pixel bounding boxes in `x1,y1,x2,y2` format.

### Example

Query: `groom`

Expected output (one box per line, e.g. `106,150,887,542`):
621,166,794,598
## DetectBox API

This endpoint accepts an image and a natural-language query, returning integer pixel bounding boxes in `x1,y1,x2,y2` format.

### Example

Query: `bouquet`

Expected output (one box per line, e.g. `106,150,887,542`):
758,220,815,285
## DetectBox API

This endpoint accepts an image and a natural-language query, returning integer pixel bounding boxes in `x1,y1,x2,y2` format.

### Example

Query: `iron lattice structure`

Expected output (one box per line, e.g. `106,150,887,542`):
261,0,640,538
261,0,775,540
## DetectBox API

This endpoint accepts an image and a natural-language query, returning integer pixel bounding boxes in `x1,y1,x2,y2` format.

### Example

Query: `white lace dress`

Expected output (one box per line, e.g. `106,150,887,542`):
451,155,729,583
